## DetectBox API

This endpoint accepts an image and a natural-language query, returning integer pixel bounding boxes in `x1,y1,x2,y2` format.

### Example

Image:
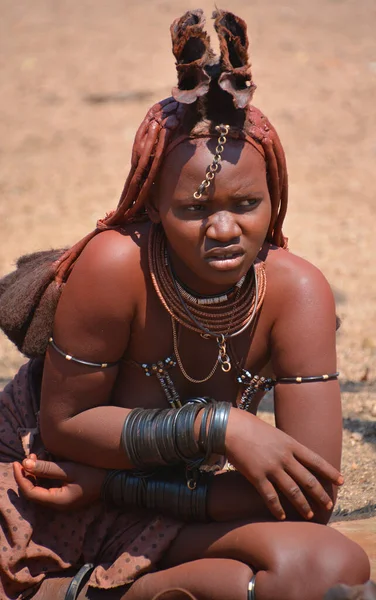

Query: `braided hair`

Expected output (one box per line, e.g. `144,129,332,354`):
0,9,288,357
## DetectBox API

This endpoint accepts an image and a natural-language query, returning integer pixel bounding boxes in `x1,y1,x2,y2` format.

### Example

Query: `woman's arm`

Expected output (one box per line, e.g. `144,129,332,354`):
269,251,342,521
213,253,342,524
39,229,140,468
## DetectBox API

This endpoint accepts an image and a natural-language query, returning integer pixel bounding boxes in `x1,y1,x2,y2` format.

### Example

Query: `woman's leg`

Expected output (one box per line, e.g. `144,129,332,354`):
30,520,370,600
31,558,253,600
126,559,253,600
161,520,371,600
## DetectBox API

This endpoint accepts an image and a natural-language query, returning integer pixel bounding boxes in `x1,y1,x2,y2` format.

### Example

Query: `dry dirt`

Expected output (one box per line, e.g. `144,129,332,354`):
0,0,375,521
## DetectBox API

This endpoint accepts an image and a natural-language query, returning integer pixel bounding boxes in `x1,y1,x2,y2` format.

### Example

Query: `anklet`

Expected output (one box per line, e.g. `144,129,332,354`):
248,574,256,600
65,563,95,600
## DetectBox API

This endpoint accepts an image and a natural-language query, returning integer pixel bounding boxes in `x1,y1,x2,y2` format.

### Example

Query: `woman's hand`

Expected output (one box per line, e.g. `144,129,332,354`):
13,454,106,511
225,409,344,521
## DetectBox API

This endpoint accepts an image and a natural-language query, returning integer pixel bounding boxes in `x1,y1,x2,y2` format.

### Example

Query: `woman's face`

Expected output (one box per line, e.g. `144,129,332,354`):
151,138,271,294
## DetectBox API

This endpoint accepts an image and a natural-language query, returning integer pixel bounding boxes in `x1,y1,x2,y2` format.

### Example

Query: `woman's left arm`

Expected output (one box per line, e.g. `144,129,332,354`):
269,253,342,522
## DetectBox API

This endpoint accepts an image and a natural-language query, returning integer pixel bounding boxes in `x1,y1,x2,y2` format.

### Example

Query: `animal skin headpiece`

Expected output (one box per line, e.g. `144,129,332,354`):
0,9,289,358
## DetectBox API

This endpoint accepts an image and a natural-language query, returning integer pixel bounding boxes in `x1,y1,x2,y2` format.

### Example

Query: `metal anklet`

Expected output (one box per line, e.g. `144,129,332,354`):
48,337,120,369
248,574,256,600
65,563,95,600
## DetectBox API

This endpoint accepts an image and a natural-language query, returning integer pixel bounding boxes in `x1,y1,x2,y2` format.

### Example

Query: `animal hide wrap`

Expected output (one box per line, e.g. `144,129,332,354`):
0,249,67,357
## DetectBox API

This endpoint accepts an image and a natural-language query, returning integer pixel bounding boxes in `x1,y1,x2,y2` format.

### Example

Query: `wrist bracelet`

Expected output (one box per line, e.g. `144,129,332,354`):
102,466,210,522
121,398,230,470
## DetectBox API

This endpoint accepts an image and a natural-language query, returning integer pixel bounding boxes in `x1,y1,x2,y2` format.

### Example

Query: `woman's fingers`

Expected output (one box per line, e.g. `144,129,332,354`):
13,461,36,492
287,462,334,511
253,477,286,520
22,458,70,481
13,461,52,500
294,444,344,486
271,471,314,520
13,462,74,509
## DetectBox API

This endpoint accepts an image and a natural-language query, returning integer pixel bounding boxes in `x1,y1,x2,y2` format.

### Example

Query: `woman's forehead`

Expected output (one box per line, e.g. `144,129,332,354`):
159,138,267,195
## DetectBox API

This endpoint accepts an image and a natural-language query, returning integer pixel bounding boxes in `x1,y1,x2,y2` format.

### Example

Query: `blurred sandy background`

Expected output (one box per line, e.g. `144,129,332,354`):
0,0,375,517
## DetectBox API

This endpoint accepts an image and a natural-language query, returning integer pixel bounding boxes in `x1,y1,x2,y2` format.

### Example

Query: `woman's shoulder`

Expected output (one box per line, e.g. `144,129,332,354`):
69,222,150,287
77,221,150,269
57,223,151,322
263,245,335,317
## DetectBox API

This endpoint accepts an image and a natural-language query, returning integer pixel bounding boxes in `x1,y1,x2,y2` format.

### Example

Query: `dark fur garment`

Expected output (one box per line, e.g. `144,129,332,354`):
0,249,66,357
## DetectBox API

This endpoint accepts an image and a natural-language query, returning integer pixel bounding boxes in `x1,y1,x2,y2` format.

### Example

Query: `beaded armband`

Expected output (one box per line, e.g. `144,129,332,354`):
48,337,120,369
237,369,339,411
276,373,339,384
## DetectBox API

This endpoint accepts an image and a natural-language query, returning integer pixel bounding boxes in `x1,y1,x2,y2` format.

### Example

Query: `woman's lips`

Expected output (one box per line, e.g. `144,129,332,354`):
205,252,245,270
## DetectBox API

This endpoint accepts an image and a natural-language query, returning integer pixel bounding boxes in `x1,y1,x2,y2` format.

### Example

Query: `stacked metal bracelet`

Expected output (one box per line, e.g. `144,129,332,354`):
102,466,209,521
121,398,231,469
102,399,231,520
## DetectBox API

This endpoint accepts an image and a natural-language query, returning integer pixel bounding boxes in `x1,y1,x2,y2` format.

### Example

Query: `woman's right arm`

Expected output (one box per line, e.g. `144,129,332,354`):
40,230,142,469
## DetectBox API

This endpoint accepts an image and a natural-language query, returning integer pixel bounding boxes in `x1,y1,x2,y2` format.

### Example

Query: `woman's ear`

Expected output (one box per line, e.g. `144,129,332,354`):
145,183,161,223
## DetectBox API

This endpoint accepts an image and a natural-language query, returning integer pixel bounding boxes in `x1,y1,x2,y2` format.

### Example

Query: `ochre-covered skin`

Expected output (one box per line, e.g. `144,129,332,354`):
0,8,371,600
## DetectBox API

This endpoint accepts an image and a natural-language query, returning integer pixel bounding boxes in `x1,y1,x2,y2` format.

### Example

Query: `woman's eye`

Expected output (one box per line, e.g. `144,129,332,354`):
186,204,206,212
239,198,259,208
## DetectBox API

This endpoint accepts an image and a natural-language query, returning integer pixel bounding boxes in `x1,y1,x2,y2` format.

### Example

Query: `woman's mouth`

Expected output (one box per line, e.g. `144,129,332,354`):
205,251,245,270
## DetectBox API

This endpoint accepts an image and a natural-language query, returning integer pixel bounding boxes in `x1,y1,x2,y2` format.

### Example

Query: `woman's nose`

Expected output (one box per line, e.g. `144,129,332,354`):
205,211,242,244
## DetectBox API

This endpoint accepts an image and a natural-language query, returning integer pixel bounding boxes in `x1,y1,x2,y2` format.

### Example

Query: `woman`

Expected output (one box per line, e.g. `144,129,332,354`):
0,9,370,600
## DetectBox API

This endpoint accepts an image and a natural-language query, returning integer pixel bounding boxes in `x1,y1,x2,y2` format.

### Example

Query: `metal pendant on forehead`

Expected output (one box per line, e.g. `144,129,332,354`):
193,124,230,200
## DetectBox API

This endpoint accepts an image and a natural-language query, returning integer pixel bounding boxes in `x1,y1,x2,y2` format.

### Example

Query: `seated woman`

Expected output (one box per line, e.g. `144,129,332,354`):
0,9,371,600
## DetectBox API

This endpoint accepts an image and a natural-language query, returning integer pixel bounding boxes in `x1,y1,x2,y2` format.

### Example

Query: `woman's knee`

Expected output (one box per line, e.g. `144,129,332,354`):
268,526,370,600
314,528,370,587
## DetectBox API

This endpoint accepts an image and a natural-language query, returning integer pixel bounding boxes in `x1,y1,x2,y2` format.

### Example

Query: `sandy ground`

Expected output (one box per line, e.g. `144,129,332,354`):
0,0,375,520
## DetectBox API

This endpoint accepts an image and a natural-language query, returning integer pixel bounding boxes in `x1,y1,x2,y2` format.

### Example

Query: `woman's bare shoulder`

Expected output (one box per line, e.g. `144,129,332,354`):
66,223,150,296
53,223,151,359
263,246,337,376
264,246,334,309
74,222,149,274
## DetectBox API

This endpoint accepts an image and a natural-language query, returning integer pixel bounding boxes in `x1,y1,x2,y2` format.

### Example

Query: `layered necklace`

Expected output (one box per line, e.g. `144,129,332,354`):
148,223,267,383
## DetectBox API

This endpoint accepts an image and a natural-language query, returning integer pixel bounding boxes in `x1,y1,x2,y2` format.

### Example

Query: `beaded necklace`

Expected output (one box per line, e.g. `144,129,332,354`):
148,223,266,384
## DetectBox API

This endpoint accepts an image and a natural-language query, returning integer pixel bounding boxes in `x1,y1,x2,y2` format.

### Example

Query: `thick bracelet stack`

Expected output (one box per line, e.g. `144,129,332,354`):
106,399,231,520
102,467,209,521
121,399,231,470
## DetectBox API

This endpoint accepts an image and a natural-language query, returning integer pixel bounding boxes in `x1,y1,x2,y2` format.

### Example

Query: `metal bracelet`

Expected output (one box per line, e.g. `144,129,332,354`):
198,403,211,453
102,467,209,521
121,400,230,470
121,405,204,469
210,401,231,455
